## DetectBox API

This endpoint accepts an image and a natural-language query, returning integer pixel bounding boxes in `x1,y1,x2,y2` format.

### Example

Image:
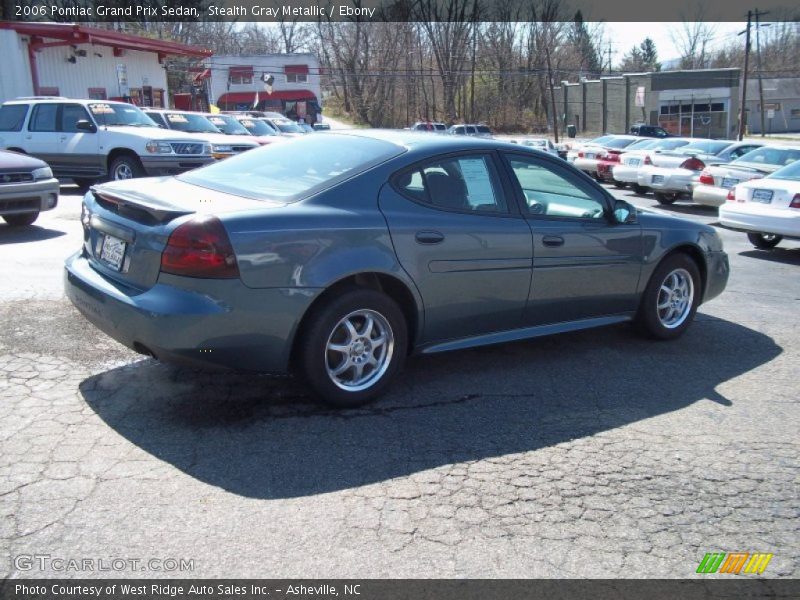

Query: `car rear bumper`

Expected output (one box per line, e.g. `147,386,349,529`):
140,156,215,176
692,185,729,207
719,204,800,239
573,157,600,174
0,178,59,215
643,167,696,194
64,251,320,373
611,164,640,183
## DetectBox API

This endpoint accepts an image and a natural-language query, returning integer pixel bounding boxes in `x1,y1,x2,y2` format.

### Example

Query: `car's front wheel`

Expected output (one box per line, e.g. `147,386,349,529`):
747,232,782,249
632,184,650,195
636,253,701,340
654,191,678,204
3,212,39,227
109,155,144,181
297,288,407,407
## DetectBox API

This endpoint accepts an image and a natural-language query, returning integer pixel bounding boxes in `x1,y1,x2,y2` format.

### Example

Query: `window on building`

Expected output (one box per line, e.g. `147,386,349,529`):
711,103,725,112
790,109,800,119
88,88,107,100
39,87,60,96
228,66,254,85
285,65,309,84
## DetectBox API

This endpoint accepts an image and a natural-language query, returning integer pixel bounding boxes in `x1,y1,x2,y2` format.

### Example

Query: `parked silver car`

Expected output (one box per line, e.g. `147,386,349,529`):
0,149,59,227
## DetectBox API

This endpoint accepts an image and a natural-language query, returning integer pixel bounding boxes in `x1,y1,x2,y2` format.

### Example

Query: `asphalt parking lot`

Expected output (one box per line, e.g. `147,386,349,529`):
1,181,798,579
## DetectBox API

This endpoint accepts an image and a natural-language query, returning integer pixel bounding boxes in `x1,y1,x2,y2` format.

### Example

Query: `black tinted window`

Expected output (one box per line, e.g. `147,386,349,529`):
0,104,29,131
61,104,91,133
29,104,58,132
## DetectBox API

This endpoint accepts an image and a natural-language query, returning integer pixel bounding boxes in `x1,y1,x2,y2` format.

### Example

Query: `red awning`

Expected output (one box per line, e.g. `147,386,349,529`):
0,22,212,57
284,64,310,75
229,65,254,77
217,90,318,105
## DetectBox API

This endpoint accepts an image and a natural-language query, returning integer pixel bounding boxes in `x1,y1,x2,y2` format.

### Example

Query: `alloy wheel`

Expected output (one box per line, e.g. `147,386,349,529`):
325,309,395,392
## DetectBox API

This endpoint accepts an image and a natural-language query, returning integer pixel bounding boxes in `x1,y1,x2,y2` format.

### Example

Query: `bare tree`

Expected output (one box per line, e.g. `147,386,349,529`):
670,9,717,70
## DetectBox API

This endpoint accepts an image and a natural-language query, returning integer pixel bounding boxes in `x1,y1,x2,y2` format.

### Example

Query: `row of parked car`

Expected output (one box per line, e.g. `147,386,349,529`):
0,96,328,226
566,133,800,249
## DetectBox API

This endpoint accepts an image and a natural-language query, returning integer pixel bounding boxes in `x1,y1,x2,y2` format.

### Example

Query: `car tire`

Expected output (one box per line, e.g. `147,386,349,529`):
636,253,701,341
633,184,650,195
654,192,678,205
297,288,407,408
73,178,96,193
108,155,144,181
613,181,626,189
3,212,39,227
747,232,782,249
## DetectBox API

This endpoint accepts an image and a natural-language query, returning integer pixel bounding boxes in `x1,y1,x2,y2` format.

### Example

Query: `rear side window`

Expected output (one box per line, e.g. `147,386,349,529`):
476,125,491,134
394,155,507,214
0,104,29,131
29,104,58,132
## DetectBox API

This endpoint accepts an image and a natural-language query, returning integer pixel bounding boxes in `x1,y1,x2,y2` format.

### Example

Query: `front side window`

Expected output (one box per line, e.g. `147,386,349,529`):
505,154,607,219
0,104,29,132
29,104,58,132
61,104,92,133
394,155,507,213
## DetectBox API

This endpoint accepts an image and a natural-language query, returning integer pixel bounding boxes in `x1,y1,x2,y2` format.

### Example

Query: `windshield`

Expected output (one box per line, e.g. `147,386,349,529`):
735,146,800,168
207,115,250,135
270,119,304,133
89,103,157,127
767,160,800,180
680,141,731,154
178,134,405,202
162,112,220,133
238,118,278,136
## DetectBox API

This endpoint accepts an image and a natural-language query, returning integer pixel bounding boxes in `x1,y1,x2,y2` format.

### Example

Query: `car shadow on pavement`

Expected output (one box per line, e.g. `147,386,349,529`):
80,316,780,499
0,224,65,243
643,203,718,217
740,248,800,265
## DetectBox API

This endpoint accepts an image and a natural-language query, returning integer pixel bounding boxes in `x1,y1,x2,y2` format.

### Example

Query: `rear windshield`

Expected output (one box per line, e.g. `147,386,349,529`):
589,135,613,145
680,141,731,154
178,134,404,202
0,104,29,131
655,139,691,150
627,139,658,150
767,160,800,180
604,137,637,149
735,146,800,168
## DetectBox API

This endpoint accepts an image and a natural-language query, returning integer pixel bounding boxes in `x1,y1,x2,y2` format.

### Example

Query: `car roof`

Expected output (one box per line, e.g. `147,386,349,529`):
321,129,537,154
3,98,127,106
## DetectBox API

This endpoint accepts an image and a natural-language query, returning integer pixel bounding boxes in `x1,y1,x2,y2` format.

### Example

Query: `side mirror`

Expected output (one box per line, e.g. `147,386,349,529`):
76,119,96,132
613,200,637,224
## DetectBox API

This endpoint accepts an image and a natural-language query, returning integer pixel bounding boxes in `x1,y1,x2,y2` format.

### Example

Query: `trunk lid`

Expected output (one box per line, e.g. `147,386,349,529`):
83,177,283,290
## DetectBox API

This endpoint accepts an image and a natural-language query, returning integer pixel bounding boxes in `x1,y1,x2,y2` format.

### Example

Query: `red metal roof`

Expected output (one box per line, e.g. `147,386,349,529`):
284,64,309,75
229,65,254,76
0,22,212,57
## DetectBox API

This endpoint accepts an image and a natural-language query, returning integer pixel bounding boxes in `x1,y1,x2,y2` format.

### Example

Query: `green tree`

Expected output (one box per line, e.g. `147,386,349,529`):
620,38,662,72
567,11,602,77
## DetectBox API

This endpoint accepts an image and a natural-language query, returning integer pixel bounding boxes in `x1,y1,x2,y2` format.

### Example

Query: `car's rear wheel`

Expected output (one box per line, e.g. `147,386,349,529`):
3,212,39,227
109,155,144,181
613,181,626,189
636,253,701,340
297,288,407,407
654,191,678,204
747,232,782,249
633,184,650,195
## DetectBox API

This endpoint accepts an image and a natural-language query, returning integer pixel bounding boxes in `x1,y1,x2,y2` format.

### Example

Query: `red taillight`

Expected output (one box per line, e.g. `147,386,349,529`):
643,155,652,165
699,170,715,185
161,215,239,279
680,157,706,171
790,194,800,209
726,189,736,201
604,152,620,163
578,151,584,158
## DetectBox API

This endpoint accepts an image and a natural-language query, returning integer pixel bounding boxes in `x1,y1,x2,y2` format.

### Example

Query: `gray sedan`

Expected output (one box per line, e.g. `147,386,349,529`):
0,149,59,227
65,131,729,407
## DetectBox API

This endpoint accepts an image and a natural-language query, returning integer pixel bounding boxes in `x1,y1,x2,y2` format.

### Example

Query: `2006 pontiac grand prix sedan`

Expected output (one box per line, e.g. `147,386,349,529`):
65,131,729,407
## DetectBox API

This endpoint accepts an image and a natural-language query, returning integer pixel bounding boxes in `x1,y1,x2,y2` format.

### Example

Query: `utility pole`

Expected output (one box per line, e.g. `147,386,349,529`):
545,40,559,143
470,2,477,123
736,10,752,141
754,9,769,137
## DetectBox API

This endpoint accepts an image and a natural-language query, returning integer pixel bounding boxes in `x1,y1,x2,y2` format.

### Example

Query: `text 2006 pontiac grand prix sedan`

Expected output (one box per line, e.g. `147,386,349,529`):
65,131,729,407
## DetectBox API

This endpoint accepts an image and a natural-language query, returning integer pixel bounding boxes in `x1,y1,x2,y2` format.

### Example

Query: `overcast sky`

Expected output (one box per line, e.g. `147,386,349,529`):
598,22,745,65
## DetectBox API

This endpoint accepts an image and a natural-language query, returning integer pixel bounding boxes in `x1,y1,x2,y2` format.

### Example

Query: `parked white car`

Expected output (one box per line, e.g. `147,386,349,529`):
565,135,614,163
693,145,800,208
573,135,639,178
612,138,695,190
638,141,765,204
720,160,800,249
0,98,214,188
144,109,259,159
517,138,559,157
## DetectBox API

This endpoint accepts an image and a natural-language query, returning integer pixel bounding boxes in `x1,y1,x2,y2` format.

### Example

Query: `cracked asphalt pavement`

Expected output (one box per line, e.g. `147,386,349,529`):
1,184,798,578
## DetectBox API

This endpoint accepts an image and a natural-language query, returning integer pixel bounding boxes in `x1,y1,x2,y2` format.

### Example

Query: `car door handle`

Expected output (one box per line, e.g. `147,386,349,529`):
415,231,445,244
59,136,67,142
542,235,565,247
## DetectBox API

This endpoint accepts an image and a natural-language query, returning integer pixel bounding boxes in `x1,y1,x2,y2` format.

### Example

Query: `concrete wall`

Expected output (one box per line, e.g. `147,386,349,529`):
745,77,800,134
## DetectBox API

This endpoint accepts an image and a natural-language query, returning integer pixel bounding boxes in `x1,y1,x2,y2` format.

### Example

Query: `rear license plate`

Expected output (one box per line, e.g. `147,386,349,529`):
584,153,595,159
628,158,641,166
99,234,126,271
751,189,773,203
651,175,664,184
721,177,739,189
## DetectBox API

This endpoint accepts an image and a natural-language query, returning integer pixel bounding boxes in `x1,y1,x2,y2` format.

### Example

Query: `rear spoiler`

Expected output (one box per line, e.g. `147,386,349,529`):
92,187,194,224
